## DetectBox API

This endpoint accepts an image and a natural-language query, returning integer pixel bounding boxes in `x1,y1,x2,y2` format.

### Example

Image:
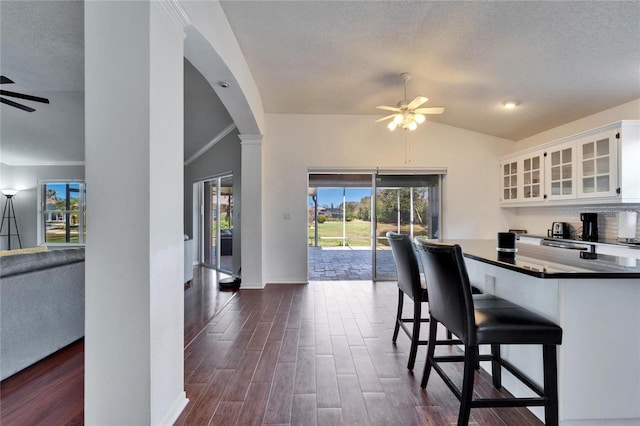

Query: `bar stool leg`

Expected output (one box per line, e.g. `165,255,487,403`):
543,344,559,426
458,345,477,426
421,319,438,388
407,300,421,370
491,344,502,388
392,289,403,342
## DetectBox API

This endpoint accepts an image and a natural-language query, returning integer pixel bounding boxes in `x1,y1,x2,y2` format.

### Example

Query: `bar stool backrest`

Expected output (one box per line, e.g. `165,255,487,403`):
387,232,422,301
415,239,476,345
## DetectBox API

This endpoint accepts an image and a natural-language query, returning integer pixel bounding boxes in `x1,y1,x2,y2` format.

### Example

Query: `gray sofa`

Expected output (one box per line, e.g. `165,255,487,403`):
0,248,85,380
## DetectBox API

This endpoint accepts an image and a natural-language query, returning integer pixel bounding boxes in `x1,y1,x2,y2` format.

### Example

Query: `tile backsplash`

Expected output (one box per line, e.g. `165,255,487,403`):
507,204,640,241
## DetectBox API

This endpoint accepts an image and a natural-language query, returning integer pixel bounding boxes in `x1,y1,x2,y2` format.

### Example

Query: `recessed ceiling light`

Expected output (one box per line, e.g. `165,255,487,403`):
218,81,230,88
503,100,520,109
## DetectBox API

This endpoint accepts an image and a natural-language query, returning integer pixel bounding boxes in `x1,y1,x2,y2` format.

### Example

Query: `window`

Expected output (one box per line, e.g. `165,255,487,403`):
39,181,86,245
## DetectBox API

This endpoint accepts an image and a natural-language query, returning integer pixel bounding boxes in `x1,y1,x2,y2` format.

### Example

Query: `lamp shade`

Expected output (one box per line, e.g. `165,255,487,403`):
1,189,18,197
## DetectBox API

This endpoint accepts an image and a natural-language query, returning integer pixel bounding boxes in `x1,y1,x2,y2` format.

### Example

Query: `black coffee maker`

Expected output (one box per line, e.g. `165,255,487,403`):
580,213,598,242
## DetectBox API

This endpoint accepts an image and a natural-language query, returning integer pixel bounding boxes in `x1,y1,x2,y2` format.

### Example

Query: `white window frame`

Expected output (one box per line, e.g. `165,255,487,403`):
37,180,86,246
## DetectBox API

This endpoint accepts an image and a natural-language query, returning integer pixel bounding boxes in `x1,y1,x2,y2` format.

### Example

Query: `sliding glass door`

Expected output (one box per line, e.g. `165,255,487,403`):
202,175,233,273
308,171,442,281
374,174,441,280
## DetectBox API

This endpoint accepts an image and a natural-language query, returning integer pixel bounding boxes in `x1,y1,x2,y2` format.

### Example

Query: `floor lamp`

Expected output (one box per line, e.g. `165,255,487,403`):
1,189,22,250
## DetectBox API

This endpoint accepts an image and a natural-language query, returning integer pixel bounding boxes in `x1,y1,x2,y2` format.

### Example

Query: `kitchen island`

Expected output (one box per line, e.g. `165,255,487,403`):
450,239,640,425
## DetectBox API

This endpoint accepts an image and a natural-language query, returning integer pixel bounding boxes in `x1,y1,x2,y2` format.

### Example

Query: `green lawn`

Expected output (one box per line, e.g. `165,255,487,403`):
308,219,428,247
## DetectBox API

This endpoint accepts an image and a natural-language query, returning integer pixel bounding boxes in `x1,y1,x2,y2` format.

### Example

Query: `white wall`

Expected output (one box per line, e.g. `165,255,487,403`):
511,98,640,153
0,163,84,249
263,114,512,284
503,99,640,237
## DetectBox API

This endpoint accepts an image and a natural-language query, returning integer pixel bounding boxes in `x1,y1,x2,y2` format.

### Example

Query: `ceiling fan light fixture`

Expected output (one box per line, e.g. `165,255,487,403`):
375,72,444,132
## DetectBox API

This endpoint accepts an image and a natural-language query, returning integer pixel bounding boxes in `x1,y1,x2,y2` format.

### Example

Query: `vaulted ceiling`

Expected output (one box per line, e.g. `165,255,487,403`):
1,1,639,165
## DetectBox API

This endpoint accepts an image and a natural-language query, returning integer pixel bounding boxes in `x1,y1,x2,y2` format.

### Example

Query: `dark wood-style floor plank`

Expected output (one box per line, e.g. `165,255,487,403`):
337,374,370,425
315,354,342,408
363,392,395,426
262,362,296,424
251,338,281,385
291,393,318,425
221,350,262,402
331,335,357,375
316,407,344,425
236,382,270,426
294,346,317,394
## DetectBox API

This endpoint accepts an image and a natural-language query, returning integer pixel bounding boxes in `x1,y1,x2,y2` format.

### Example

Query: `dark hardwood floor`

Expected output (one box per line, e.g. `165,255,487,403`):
175,281,543,426
1,274,543,425
184,267,237,346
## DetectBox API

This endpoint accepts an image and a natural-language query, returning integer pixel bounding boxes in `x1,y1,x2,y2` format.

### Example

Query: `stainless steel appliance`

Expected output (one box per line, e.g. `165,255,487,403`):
580,213,598,242
549,222,570,239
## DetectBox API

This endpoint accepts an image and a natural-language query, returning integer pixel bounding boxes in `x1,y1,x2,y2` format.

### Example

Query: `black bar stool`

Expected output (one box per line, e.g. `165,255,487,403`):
415,239,563,426
386,232,460,370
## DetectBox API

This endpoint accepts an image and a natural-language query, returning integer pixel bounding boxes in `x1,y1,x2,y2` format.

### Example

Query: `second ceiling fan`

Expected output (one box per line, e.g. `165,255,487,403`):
375,72,444,131
1,76,50,112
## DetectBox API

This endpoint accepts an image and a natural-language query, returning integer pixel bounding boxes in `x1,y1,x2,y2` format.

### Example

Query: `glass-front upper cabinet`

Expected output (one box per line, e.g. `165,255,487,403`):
577,129,618,198
545,141,576,200
499,151,544,204
500,160,518,202
521,152,544,201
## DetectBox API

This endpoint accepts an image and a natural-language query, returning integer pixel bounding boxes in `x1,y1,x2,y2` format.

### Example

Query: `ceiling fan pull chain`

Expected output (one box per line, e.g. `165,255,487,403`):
404,133,411,164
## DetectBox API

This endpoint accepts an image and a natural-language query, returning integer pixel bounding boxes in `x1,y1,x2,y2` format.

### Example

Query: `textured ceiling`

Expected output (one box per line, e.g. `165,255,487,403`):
1,1,639,165
1,0,84,164
220,0,640,140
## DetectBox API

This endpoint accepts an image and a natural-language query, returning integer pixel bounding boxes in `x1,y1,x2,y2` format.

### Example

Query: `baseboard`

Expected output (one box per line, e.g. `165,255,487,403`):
158,391,188,426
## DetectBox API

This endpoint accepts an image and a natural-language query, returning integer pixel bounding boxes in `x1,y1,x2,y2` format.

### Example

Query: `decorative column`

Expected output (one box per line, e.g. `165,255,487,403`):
84,1,188,424
240,134,264,288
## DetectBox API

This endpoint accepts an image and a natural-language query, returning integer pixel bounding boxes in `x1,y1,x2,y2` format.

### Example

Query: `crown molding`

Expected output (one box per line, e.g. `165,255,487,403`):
157,0,192,28
184,123,237,166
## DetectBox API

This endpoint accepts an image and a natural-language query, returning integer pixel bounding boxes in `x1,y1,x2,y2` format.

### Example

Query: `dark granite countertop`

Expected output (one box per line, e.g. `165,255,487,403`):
445,239,640,279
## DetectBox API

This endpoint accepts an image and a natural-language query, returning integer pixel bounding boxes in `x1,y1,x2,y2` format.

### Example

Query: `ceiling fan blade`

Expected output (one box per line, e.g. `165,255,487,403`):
0,90,49,104
1,97,36,112
1,76,15,84
376,105,401,112
407,96,428,110
414,107,444,115
374,114,397,123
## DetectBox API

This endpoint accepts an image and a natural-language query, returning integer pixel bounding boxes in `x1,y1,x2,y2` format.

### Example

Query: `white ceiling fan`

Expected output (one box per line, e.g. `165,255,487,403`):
375,72,444,131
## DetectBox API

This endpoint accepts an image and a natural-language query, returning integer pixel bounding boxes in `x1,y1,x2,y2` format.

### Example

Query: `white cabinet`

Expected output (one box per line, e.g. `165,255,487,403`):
499,152,544,203
500,159,519,202
521,152,544,201
545,140,576,201
576,128,618,198
499,120,639,206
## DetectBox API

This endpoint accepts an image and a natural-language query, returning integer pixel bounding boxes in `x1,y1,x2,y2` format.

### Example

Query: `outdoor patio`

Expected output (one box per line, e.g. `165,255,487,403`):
308,246,398,281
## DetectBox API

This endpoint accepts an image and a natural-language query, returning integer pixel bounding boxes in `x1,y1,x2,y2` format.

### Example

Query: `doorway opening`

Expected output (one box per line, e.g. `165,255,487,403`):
201,175,234,273
308,171,442,281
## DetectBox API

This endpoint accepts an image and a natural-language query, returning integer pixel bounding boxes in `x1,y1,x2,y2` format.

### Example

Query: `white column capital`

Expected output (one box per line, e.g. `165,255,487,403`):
239,134,264,146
